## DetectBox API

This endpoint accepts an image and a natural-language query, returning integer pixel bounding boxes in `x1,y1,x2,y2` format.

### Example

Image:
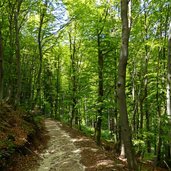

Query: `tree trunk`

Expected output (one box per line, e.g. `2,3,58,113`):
68,30,78,127
117,0,137,170
14,1,23,106
132,59,139,135
156,16,165,161
96,33,103,145
166,22,171,158
35,0,48,106
55,53,61,119
113,49,119,143
5,0,15,103
144,45,151,153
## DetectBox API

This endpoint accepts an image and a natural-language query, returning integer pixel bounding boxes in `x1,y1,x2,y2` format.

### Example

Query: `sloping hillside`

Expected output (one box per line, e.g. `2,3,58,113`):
0,103,46,170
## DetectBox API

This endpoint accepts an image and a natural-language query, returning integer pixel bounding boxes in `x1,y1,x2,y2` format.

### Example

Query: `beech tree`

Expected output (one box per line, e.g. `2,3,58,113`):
14,0,24,105
34,0,48,105
167,21,171,159
117,0,137,170
68,24,79,127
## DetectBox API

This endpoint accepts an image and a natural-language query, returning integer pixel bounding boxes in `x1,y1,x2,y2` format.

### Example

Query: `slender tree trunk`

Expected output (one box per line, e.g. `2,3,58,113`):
143,0,151,153
167,22,171,158
144,45,151,153
156,14,165,162
96,33,103,145
14,1,23,105
139,64,144,133
84,98,87,125
69,31,78,127
114,49,119,143
55,54,61,119
0,26,3,101
5,0,15,102
132,59,139,135
14,18,21,105
156,48,162,162
117,0,137,170
139,94,144,136
35,15,44,105
29,54,36,106
35,0,48,106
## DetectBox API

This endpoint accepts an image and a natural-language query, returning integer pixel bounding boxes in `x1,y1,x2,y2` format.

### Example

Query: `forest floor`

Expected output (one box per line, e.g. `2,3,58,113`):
6,119,168,171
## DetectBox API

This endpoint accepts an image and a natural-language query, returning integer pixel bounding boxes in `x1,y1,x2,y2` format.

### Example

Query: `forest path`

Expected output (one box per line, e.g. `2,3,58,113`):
32,119,85,171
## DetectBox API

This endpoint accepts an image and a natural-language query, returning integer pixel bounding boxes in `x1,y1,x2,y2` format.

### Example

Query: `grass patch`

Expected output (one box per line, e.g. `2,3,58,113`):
80,125,94,137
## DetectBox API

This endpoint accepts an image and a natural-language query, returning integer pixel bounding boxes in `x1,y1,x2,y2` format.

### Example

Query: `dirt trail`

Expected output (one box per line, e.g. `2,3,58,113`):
32,119,85,171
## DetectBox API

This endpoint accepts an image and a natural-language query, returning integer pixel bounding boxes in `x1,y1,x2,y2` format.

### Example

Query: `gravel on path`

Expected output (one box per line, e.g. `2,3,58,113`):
32,119,85,171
